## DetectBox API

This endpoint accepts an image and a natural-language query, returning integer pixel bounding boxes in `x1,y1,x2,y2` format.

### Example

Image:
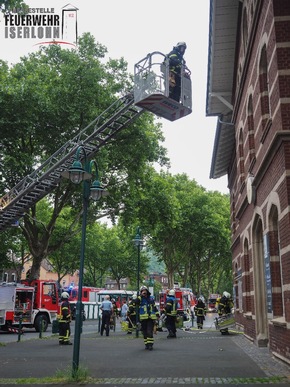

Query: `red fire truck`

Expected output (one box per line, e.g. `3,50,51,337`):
63,286,103,320
207,293,221,312
0,280,59,333
159,287,196,321
64,286,101,303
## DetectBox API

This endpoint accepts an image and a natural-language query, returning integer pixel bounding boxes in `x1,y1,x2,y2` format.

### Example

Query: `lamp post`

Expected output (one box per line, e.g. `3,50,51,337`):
61,146,108,376
133,226,143,338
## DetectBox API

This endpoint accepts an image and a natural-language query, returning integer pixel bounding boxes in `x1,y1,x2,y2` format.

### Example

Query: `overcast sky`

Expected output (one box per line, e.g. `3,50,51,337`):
0,0,229,194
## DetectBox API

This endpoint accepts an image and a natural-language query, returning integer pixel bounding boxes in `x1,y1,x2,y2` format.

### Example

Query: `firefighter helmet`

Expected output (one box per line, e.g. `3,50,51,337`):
140,285,148,292
168,289,175,296
223,291,231,298
61,291,69,299
176,41,187,49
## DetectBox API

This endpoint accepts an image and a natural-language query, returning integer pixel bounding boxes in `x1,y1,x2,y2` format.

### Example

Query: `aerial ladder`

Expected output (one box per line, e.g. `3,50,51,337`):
0,52,192,231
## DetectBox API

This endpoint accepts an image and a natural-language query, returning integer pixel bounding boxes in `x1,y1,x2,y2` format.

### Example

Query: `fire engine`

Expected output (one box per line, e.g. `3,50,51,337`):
64,285,102,303
63,285,102,320
0,280,59,333
159,287,196,321
207,293,221,312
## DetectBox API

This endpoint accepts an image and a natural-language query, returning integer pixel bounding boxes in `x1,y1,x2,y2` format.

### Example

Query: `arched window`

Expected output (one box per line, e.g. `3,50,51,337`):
268,205,283,317
234,262,240,310
252,215,269,346
243,239,251,312
259,45,271,129
247,95,255,162
238,129,245,184
242,7,249,53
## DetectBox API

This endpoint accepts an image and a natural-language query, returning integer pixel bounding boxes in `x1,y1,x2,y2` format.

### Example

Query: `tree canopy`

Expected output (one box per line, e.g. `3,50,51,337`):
0,33,168,280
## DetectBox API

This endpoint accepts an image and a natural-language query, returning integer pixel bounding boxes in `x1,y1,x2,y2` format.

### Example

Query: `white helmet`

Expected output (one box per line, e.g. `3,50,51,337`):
61,291,69,299
223,291,231,298
168,289,175,296
140,285,148,292
176,41,187,49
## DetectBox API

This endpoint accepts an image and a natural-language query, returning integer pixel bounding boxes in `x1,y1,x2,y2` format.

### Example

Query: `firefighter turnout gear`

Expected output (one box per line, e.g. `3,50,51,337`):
136,287,159,350
127,298,136,334
195,298,206,329
216,292,234,334
167,42,187,102
165,292,178,338
59,297,72,345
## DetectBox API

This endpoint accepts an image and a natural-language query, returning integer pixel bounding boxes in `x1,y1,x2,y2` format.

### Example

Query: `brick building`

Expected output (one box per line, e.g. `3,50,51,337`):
207,0,290,364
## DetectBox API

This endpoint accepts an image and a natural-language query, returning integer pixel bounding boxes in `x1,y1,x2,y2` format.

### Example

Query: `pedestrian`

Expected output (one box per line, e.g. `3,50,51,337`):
166,41,187,102
58,291,72,345
121,300,128,321
127,297,136,334
195,297,206,329
164,289,179,338
100,295,113,337
136,285,159,350
190,304,195,327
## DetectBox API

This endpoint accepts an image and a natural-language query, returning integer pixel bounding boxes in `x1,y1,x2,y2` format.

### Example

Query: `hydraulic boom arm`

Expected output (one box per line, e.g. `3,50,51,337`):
0,93,143,231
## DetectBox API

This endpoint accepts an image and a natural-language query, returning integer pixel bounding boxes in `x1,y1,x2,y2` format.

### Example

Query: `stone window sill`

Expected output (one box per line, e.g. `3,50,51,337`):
271,317,286,328
243,312,253,320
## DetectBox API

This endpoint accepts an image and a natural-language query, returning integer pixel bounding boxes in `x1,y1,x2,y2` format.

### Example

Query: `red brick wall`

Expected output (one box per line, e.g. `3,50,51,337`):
228,0,290,361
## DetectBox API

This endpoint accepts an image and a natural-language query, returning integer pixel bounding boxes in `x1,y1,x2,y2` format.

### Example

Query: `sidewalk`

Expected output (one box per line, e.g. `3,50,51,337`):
0,321,290,386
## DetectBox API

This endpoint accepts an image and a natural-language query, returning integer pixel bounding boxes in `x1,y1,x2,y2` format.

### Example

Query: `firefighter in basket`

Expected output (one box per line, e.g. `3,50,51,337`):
215,291,234,335
165,289,179,338
135,285,159,350
58,292,72,345
166,41,188,102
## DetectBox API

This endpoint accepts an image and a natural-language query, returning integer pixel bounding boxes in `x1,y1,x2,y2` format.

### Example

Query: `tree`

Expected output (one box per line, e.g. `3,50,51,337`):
120,169,231,295
0,0,29,14
0,34,168,280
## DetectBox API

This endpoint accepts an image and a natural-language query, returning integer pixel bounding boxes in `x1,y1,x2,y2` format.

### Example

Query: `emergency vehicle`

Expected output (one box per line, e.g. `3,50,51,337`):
207,293,221,312
0,280,59,333
64,285,102,320
159,287,196,321
64,285,101,303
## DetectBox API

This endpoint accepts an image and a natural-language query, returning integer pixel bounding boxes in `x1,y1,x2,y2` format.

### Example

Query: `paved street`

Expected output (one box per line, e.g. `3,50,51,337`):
0,315,290,386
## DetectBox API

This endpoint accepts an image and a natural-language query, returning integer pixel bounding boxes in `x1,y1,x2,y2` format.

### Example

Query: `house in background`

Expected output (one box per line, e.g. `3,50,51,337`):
207,0,290,364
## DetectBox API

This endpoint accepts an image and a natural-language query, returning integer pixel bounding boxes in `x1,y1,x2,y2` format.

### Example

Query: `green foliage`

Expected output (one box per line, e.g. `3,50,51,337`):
119,171,232,295
0,0,29,14
0,33,167,280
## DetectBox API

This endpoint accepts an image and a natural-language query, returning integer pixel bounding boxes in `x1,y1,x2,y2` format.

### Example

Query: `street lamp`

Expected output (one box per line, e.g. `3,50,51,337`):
133,226,143,338
61,146,108,376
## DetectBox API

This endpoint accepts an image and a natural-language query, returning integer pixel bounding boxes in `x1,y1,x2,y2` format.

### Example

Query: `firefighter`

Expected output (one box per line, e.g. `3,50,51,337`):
136,285,159,350
127,297,136,334
216,291,234,335
166,41,187,102
217,291,233,316
195,297,206,329
165,289,178,338
58,291,72,345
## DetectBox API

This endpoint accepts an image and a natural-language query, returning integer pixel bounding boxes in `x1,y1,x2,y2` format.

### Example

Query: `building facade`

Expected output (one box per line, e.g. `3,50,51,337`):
207,0,290,364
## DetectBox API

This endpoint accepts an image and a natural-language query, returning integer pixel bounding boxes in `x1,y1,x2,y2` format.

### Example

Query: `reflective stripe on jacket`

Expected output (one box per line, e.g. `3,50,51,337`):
165,296,178,316
138,295,158,320
59,300,71,322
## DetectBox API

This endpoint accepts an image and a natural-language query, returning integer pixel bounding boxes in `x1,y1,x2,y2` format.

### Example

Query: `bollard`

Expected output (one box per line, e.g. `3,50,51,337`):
39,315,43,339
98,304,101,333
17,315,22,342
